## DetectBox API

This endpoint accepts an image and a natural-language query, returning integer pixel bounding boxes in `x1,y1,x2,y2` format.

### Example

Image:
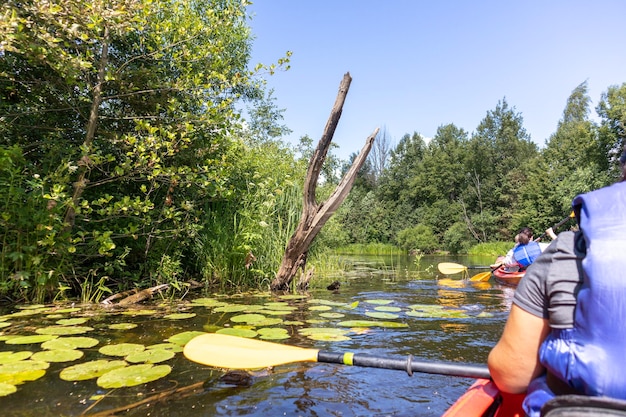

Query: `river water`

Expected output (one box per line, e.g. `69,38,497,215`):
0,254,515,417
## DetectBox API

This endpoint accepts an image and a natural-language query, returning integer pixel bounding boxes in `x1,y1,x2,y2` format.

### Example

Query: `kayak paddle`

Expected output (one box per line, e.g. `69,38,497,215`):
469,271,492,282
183,333,491,379
437,262,468,275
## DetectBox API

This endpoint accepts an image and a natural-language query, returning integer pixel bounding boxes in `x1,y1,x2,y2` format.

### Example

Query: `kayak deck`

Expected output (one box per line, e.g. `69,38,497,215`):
442,379,525,417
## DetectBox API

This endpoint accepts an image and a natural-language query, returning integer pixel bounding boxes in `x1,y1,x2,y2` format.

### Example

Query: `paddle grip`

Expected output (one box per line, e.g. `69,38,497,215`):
317,351,491,379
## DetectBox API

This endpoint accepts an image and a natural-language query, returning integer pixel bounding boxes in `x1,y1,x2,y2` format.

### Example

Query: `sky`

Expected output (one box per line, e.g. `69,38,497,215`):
246,1,626,160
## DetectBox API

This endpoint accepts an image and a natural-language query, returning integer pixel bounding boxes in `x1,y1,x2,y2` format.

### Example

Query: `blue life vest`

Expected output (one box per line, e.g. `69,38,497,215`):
512,241,542,267
524,181,626,416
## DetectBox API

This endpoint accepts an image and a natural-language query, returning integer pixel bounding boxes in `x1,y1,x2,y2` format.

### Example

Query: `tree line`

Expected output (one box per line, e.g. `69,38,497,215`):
1,0,625,302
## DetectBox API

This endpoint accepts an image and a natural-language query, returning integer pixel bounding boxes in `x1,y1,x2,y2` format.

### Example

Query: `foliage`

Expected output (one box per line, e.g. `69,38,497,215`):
0,0,290,301
395,224,439,254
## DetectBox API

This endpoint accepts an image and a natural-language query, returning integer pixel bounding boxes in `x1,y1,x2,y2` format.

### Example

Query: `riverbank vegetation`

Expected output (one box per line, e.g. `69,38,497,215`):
1,0,625,302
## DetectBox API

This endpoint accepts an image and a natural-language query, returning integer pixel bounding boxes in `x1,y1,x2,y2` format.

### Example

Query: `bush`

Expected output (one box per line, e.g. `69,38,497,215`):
396,224,439,253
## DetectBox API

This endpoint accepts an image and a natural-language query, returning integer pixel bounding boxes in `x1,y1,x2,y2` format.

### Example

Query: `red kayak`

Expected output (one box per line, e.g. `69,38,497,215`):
491,256,525,287
492,266,525,287
442,379,525,417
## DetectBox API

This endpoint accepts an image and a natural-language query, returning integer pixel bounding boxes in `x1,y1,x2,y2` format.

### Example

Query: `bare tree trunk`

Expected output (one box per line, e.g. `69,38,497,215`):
64,26,110,229
270,73,378,291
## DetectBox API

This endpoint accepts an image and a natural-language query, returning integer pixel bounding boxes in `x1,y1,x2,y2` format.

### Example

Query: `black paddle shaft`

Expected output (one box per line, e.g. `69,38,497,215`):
317,351,491,379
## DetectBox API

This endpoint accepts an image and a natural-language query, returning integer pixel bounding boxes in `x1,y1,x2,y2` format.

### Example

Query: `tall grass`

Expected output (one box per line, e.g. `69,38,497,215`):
467,241,511,257
333,243,404,256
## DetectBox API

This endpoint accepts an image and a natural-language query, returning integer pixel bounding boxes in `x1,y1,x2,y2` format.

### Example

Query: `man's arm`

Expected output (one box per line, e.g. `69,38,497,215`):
487,304,550,393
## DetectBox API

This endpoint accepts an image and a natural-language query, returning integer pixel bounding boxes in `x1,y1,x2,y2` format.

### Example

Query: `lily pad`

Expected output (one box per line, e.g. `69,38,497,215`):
146,343,183,352
0,382,17,397
190,298,226,307
59,359,127,381
31,349,84,363
215,327,258,338
309,305,332,311
257,328,290,340
0,351,33,364
125,349,175,364
56,318,89,326
41,337,99,350
0,322,11,329
163,313,196,320
121,309,158,316
337,320,408,328
365,312,400,320
319,312,345,319
35,326,93,335
108,323,138,330
97,364,171,388
167,331,206,346
374,306,402,312
230,313,267,325
214,304,249,313
99,343,145,357
298,327,351,341
6,334,58,345
363,299,394,305
0,361,49,385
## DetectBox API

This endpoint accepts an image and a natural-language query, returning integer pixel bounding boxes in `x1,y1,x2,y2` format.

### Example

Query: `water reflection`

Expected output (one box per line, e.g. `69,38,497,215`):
0,255,515,416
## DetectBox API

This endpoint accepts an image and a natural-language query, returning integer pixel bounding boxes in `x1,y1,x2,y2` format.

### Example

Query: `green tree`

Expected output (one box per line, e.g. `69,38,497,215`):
517,82,608,233
596,82,626,177
0,0,290,300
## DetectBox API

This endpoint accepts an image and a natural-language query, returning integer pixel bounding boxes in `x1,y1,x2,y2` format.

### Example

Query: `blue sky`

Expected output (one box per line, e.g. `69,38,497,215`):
247,1,626,160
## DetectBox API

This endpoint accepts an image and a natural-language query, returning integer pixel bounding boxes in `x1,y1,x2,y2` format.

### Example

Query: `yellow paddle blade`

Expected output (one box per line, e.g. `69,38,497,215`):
183,333,320,369
469,271,492,282
437,262,468,275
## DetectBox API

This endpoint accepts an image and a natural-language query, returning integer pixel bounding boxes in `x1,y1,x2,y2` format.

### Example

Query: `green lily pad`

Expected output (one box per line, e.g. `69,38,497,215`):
257,328,290,340
263,303,296,311
309,305,332,311
6,334,58,345
97,364,171,388
56,318,88,326
99,343,145,357
230,313,267,324
108,323,138,330
319,312,345,319
163,313,196,320
59,360,127,381
365,312,399,319
0,351,33,364
215,327,258,338
146,343,183,352
0,382,17,397
374,306,402,312
283,320,305,326
278,294,307,300
363,299,394,305
0,322,11,329
190,298,226,307
337,320,408,328
121,309,158,316
41,337,99,350
298,327,352,341
259,309,291,316
214,304,249,313
167,331,206,346
125,349,175,364
35,326,93,335
31,349,84,363
0,361,49,385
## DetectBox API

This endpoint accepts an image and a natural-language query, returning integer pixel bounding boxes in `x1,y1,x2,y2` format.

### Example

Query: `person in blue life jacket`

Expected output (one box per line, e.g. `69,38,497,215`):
487,145,626,417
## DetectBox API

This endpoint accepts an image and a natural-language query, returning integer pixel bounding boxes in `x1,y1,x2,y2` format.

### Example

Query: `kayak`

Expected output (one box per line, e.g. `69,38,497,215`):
491,256,524,287
492,266,525,287
442,378,525,417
